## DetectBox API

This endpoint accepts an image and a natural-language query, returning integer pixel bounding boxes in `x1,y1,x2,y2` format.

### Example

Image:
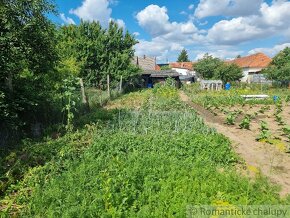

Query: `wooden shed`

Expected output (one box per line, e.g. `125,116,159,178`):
142,70,181,88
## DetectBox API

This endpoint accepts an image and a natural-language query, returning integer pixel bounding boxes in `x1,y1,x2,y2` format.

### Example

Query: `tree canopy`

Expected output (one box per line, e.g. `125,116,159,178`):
194,54,243,83
0,0,140,140
0,0,58,130
264,47,290,85
177,49,190,62
194,54,222,79
214,63,243,84
58,21,139,87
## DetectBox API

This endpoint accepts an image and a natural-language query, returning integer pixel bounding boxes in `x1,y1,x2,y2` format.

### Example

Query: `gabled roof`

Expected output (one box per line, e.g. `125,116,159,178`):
133,56,156,71
170,62,195,70
228,53,272,68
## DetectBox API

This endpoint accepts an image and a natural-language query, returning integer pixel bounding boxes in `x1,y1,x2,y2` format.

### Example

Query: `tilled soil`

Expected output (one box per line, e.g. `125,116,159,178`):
179,91,290,197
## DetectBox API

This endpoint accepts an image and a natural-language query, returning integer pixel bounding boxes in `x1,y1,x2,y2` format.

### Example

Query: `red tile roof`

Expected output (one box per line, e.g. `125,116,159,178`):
228,53,272,68
155,65,161,71
169,62,194,70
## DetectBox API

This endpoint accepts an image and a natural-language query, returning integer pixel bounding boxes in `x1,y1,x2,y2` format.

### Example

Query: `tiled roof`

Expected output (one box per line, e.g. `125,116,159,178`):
228,53,272,68
133,56,156,71
155,65,161,71
170,62,195,70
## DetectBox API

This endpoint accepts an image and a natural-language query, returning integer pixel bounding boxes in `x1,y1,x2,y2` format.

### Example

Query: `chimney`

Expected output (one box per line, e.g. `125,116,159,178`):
143,55,146,59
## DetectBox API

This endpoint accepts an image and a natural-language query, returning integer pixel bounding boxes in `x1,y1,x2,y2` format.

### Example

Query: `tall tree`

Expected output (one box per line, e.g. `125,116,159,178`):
264,47,290,86
177,49,190,62
194,54,243,82
0,0,59,131
194,54,223,79
58,21,139,88
214,63,243,83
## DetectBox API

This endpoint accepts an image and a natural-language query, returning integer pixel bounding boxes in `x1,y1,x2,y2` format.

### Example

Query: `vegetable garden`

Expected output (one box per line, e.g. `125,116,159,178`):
184,84,290,153
1,85,289,217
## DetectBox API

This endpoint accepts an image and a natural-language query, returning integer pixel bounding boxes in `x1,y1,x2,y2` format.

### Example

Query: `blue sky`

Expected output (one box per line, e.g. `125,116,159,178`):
52,0,290,63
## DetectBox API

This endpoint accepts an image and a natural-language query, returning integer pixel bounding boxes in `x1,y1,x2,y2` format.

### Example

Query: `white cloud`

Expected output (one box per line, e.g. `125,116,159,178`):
194,49,243,60
60,13,76,25
135,1,290,62
69,0,125,28
134,38,169,59
259,1,290,27
70,0,112,26
195,0,263,18
181,22,198,34
136,5,174,37
110,18,125,29
207,17,265,44
171,43,184,51
207,1,290,45
249,43,290,57
180,11,187,15
133,32,140,37
134,4,204,61
109,0,119,6
188,4,195,10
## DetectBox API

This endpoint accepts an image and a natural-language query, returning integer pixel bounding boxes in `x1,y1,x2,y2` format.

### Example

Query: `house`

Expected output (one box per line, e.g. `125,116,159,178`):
169,62,196,76
169,62,197,84
133,56,181,88
228,53,272,83
133,55,157,71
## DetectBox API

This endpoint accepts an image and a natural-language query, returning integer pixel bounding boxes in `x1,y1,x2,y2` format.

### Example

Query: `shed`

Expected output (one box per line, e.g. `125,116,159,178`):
142,70,181,88
179,75,195,84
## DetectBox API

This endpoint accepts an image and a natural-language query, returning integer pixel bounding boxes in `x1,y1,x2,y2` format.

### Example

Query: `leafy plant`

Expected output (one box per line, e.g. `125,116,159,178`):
225,113,236,125
239,115,251,130
256,121,271,141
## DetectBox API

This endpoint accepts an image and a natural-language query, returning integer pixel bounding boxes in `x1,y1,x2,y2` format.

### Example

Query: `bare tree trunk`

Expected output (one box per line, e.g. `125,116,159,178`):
79,78,90,112
107,74,110,98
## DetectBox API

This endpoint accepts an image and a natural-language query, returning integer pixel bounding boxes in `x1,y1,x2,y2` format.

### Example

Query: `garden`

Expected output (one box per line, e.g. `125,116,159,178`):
183,83,290,196
1,85,289,217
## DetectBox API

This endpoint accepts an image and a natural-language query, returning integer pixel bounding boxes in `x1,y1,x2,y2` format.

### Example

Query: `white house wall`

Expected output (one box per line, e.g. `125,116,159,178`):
172,68,196,76
241,67,263,83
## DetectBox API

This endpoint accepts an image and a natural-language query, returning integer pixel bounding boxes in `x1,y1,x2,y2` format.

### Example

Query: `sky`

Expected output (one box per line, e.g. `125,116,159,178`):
51,0,290,63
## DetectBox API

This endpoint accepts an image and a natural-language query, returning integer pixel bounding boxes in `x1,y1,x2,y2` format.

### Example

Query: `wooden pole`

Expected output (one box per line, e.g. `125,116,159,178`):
119,76,123,93
107,74,110,98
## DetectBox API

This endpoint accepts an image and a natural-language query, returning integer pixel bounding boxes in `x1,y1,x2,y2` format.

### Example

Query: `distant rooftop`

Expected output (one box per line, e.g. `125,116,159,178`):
169,62,196,70
227,53,272,68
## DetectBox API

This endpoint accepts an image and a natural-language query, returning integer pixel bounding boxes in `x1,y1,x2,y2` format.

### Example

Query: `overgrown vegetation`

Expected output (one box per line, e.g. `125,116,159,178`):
1,85,287,217
0,0,140,145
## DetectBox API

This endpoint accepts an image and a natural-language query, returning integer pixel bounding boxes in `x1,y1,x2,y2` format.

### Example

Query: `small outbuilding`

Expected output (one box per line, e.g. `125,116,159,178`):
142,70,181,88
179,75,195,84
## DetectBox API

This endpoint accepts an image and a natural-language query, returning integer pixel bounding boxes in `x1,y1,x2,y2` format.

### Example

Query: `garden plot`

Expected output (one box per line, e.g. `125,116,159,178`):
180,90,290,196
207,101,290,148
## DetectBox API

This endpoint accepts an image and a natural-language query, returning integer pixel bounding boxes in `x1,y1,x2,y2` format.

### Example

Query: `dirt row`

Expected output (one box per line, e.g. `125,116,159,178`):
179,91,290,197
